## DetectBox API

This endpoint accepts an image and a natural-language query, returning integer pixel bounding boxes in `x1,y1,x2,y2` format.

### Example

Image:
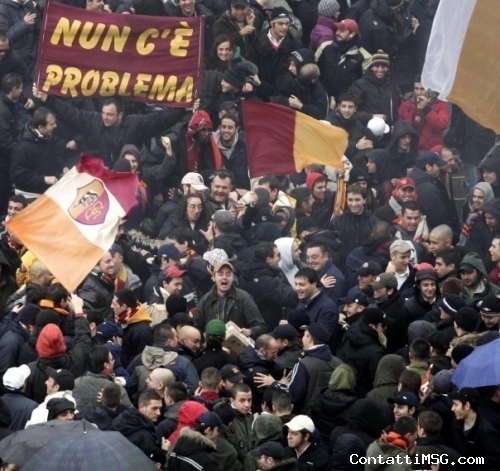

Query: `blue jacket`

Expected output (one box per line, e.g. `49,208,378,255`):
317,261,347,303
0,314,29,377
296,291,338,341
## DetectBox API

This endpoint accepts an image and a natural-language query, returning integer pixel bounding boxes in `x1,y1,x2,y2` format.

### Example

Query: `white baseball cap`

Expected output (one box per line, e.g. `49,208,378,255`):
285,415,315,433
181,172,208,191
3,364,31,390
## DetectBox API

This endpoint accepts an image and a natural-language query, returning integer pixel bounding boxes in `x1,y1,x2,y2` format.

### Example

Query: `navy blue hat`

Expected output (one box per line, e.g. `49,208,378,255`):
196,411,229,434
273,324,298,340
339,289,369,306
156,244,182,263
301,323,330,344
357,261,382,277
287,308,310,333
18,304,41,326
418,151,447,168
164,360,187,381
109,243,123,256
388,391,419,408
96,322,124,340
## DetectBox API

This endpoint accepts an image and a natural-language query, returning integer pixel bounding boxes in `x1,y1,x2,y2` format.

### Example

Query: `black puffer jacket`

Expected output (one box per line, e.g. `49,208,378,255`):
385,120,419,178
168,427,220,471
0,0,40,72
10,124,64,194
336,322,385,397
239,258,298,331
77,270,115,320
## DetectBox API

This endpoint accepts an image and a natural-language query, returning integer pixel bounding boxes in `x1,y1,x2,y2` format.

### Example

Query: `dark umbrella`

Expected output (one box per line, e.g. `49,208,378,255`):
0,419,99,466
22,430,158,471
452,338,500,388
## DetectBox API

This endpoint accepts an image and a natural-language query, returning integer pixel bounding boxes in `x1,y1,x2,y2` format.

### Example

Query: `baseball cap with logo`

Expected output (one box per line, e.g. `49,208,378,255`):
181,172,208,191
220,365,244,383
371,273,397,290
396,177,416,191
362,307,394,326
339,289,369,306
480,295,500,316
388,391,419,408
357,261,382,277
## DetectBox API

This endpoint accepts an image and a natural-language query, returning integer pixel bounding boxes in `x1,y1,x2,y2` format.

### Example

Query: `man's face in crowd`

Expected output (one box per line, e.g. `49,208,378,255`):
123,153,139,173
485,213,499,231
186,196,203,222
346,192,365,215
180,328,201,352
111,296,127,319
402,209,420,232
197,127,212,143
214,267,234,294
358,274,376,290
230,4,246,21
420,279,436,300
343,302,363,316
372,286,388,301
335,28,350,42
101,104,122,127
140,399,162,422
482,169,497,186
428,233,449,256
460,266,480,288
291,242,301,263
221,79,238,94
414,81,426,97
366,159,377,174
393,404,414,421
397,186,415,202
451,400,470,421
261,338,279,361
490,238,500,263
211,176,232,203
441,148,455,174
38,114,57,138
481,313,500,330
426,163,441,179
179,0,195,15
434,257,454,279
258,182,278,202
163,277,183,295
111,252,123,274
295,276,316,300
217,41,231,62
98,252,115,275
312,180,327,202
45,377,58,395
338,100,356,119
267,246,281,269
471,188,486,210
371,64,388,79
390,250,410,272
231,391,252,414
287,431,307,449
271,19,289,39
288,61,297,76
7,200,24,218
398,134,412,153
86,0,104,10
166,237,188,256
306,247,328,272
219,118,238,146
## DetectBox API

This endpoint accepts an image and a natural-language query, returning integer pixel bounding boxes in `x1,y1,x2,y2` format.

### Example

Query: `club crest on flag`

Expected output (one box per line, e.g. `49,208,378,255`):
69,179,110,225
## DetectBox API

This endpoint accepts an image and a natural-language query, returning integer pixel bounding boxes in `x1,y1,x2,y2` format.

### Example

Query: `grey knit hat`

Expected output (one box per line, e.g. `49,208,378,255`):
318,0,340,18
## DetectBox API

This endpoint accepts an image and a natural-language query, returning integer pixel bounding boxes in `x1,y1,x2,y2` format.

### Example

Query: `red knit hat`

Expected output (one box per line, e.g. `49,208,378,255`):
306,172,325,190
36,324,67,359
168,401,208,445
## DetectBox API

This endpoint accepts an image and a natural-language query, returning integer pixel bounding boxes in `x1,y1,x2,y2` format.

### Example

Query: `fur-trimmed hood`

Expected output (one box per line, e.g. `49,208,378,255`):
170,427,217,458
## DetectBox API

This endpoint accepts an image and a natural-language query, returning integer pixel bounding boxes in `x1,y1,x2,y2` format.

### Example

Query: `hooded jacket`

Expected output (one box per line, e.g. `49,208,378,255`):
73,371,132,410
336,322,385,397
385,120,419,178
132,346,178,393
239,258,298,332
0,312,29,377
168,401,209,445
479,156,500,198
330,433,365,471
275,237,301,286
311,364,359,447
365,433,413,471
168,427,220,471
366,354,407,404
460,251,500,301
409,165,459,232
112,407,165,464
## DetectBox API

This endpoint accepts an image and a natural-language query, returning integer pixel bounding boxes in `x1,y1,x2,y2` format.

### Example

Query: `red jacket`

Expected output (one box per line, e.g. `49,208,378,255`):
398,96,450,151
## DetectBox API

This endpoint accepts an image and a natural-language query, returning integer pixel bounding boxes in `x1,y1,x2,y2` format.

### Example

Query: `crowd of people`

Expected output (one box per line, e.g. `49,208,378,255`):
0,0,498,469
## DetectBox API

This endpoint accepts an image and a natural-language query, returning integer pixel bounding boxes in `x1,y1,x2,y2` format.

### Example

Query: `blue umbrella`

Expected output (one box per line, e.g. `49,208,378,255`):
22,429,158,471
452,338,500,388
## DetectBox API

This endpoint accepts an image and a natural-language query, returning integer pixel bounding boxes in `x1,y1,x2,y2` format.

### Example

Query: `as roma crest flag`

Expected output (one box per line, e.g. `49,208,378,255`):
6,155,138,292
242,101,348,178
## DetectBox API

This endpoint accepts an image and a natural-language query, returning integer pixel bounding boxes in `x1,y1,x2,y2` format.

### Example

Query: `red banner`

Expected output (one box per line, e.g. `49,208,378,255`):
36,2,204,107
